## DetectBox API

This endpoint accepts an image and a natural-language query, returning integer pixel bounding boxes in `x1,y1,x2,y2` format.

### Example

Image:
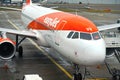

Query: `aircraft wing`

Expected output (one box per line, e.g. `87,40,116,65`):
0,27,37,38
98,23,120,31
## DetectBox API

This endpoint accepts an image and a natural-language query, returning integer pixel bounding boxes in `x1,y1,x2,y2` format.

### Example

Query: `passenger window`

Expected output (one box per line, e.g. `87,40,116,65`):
92,32,101,40
72,32,79,39
67,31,74,38
80,33,92,40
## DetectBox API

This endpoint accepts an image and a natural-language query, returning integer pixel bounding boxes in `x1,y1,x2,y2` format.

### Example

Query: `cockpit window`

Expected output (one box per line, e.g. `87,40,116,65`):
67,31,74,38
72,32,79,39
67,31,101,40
92,32,101,40
80,33,92,40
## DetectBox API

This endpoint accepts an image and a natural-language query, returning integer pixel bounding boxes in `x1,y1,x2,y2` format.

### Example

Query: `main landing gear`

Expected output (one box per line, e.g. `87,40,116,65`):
15,35,26,58
73,64,82,80
12,45,23,59
17,46,23,57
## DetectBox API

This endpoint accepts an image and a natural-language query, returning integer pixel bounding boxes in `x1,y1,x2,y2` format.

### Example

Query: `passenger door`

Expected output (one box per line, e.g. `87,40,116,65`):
55,20,67,46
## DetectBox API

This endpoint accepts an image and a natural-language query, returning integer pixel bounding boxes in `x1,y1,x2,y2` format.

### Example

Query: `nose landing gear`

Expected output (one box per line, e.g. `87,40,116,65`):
73,73,82,80
72,64,93,80
73,64,82,80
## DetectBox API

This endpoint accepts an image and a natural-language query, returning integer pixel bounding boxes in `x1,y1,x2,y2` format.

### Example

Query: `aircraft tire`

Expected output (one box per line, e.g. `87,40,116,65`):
77,73,82,80
18,46,23,58
73,73,82,80
112,74,120,80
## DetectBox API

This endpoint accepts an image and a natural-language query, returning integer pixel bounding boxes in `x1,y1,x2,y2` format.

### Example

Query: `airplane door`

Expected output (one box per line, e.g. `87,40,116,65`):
55,20,67,46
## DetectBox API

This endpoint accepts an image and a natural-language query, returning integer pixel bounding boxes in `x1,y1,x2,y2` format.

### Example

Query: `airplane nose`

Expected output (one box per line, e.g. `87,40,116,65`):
83,42,106,65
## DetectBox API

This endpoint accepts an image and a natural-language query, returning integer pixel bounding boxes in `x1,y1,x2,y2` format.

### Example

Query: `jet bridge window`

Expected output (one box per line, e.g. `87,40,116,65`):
80,33,92,40
92,32,101,40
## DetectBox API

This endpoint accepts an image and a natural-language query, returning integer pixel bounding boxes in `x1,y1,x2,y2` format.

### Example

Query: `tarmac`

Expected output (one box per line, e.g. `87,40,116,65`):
0,4,120,80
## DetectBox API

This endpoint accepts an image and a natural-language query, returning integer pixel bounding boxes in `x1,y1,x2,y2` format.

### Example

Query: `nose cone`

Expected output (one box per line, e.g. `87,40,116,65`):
80,40,106,65
84,45,105,65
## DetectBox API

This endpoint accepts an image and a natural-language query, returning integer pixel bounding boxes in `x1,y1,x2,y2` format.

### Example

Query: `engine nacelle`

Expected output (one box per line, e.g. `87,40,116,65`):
0,38,16,60
106,48,114,58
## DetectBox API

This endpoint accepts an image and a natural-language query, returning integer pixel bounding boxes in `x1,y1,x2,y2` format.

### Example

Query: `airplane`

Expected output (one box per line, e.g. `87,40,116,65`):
0,0,120,80
41,0,47,4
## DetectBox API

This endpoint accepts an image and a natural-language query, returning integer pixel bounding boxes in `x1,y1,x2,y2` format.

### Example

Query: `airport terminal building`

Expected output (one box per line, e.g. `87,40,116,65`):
72,0,120,4
1,0,120,4
39,0,120,4
48,0,120,4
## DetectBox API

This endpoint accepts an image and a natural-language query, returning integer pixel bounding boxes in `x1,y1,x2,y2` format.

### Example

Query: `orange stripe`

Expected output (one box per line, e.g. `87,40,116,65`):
28,12,98,33
0,38,16,45
28,20,49,30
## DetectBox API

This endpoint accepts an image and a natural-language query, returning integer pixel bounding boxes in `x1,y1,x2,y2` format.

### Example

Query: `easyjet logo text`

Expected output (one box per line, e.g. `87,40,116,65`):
44,17,60,28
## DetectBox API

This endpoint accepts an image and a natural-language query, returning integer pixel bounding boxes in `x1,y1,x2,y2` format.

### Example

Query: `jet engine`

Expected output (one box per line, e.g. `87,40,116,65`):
0,38,16,59
106,48,114,57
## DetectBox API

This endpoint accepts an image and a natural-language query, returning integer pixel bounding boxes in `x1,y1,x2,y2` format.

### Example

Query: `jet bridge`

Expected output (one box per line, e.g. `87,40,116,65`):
101,31,120,80
102,31,120,48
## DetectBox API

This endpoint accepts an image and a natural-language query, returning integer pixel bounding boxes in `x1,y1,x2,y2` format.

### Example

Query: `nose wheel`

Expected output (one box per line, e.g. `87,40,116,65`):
73,64,82,80
73,73,82,80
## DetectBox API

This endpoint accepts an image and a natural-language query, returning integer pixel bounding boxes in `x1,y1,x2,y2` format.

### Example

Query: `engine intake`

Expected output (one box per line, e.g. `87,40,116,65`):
0,38,16,59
